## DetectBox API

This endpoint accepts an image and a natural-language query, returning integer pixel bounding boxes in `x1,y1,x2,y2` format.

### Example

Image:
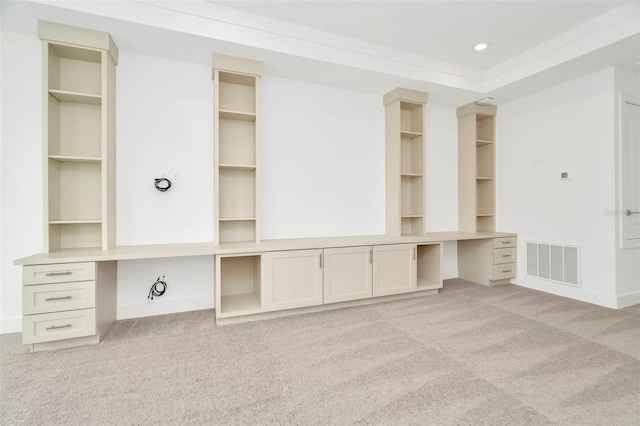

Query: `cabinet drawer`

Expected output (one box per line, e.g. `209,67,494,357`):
493,263,517,280
22,309,96,344
23,281,95,315
23,262,95,285
494,237,516,249
494,248,516,265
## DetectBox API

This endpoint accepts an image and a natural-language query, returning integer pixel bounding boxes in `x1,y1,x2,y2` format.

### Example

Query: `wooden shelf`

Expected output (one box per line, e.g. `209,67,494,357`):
219,110,256,122
49,219,102,225
476,213,494,217
49,155,101,163
384,91,427,237
400,130,422,139
214,58,261,245
476,139,493,145
476,176,493,180
219,164,256,170
49,90,101,105
220,293,262,315
417,277,440,291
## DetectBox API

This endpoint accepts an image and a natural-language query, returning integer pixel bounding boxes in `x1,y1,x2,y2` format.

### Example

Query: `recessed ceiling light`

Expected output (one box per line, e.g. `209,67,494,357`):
474,43,488,51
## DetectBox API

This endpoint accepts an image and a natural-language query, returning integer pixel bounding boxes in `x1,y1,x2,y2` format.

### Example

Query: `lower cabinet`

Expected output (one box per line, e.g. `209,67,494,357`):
324,246,373,304
265,249,323,311
21,261,116,351
216,242,443,322
372,244,417,297
458,237,517,285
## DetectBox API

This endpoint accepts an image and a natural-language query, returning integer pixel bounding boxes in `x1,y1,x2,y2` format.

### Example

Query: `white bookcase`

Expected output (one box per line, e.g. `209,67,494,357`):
457,102,497,232
383,88,428,236
213,54,261,244
40,21,118,252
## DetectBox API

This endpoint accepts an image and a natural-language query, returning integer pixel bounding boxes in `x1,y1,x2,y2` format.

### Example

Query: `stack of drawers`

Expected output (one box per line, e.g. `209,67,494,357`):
22,262,97,345
22,261,116,351
493,237,517,280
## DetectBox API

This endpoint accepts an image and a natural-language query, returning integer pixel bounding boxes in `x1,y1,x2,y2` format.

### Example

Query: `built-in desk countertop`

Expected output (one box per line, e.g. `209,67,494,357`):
15,231,517,266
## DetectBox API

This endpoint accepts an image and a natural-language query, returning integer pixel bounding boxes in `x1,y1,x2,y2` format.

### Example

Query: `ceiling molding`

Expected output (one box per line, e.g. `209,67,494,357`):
7,0,640,105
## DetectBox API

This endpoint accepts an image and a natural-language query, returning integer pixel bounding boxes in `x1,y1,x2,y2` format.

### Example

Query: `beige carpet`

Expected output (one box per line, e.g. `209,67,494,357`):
1,279,639,425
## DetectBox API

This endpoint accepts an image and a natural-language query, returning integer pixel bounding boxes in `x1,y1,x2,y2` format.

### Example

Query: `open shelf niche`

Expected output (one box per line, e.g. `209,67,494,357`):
416,243,443,291
213,54,262,244
40,21,118,252
216,254,264,318
383,88,428,236
457,102,497,233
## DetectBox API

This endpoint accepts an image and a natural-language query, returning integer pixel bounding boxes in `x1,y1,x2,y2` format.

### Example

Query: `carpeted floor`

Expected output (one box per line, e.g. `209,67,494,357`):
1,279,639,425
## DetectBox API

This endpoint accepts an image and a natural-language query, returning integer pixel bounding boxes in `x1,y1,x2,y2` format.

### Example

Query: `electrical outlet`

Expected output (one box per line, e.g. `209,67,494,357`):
172,172,180,183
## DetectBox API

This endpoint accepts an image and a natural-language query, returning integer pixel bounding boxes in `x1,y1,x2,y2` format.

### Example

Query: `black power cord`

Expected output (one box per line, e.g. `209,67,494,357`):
154,178,172,192
148,276,167,300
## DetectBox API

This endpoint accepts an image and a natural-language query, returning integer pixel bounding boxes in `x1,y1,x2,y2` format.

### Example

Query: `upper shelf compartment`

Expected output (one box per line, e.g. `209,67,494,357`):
48,44,102,97
218,71,257,118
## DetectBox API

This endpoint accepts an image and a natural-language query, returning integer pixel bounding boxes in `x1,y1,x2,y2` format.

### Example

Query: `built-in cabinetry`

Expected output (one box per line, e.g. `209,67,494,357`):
384,88,428,236
213,54,261,244
22,261,116,352
324,246,373,304
457,102,497,233
215,239,443,324
458,236,517,286
266,250,324,311
40,21,118,252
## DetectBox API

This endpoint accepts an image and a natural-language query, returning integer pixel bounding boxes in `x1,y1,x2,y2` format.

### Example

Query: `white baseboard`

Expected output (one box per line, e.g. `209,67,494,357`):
512,276,619,309
617,292,640,309
443,268,458,280
1,316,22,334
117,295,214,320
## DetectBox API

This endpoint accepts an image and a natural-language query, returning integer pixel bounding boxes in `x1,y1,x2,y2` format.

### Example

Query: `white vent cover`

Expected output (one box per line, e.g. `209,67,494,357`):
526,241,580,287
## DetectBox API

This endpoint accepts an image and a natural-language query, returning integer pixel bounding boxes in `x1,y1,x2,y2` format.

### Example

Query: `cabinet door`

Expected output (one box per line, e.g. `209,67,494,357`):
324,246,372,304
265,249,323,311
373,244,416,297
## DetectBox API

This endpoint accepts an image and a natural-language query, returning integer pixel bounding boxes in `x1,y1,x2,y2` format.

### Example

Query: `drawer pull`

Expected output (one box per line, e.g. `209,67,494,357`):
501,241,509,244
45,296,72,301
46,323,72,330
502,269,512,273
45,271,72,276
502,254,512,258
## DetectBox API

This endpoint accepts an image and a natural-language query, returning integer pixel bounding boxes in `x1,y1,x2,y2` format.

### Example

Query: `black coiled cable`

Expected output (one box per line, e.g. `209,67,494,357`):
148,276,167,300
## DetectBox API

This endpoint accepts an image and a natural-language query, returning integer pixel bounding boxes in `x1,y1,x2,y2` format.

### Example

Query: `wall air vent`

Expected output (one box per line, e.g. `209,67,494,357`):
526,241,580,287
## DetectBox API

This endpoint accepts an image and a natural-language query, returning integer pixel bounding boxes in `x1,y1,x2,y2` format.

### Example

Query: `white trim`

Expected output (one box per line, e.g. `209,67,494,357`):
117,295,214,320
617,292,640,309
0,316,23,334
443,268,458,280
512,276,618,309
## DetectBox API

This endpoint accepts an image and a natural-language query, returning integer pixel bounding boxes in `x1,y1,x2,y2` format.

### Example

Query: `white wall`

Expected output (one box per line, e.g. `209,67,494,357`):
1,31,43,333
424,104,459,278
614,67,640,307
498,68,618,307
0,29,460,331
260,76,385,239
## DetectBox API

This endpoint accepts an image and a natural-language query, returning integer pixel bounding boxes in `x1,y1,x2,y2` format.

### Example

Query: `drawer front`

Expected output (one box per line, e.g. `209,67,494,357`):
494,237,516,249
494,248,516,265
493,263,517,280
22,309,96,344
23,262,95,285
23,281,96,315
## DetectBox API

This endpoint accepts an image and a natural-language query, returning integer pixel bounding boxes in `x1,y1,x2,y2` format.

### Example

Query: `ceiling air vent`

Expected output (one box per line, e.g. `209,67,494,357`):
526,241,580,287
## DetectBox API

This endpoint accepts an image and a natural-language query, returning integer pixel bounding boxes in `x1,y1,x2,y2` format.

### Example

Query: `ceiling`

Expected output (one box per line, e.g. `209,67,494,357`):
2,1,639,106
214,1,627,70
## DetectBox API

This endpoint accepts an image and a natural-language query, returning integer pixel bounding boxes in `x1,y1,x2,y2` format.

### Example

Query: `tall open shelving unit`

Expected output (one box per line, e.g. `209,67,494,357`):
40,21,118,252
457,102,497,233
383,88,428,236
213,54,261,244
